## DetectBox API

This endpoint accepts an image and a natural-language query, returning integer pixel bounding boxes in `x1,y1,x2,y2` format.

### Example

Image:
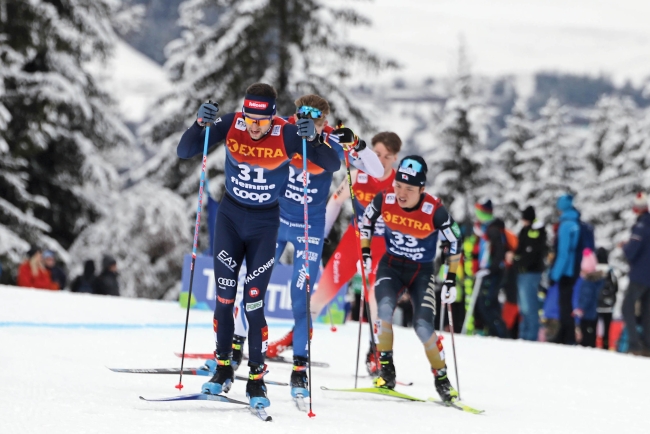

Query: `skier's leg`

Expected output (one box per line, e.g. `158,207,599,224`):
310,225,359,317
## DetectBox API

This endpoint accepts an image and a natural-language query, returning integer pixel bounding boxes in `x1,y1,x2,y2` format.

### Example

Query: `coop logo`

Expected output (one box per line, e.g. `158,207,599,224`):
244,99,269,110
217,250,237,271
218,278,236,287
233,187,271,203
249,287,260,298
284,189,313,204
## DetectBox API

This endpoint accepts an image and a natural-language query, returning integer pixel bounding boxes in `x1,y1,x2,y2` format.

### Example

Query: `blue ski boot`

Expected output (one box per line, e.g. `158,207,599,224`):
231,335,246,371
246,363,270,408
290,356,309,398
201,354,233,395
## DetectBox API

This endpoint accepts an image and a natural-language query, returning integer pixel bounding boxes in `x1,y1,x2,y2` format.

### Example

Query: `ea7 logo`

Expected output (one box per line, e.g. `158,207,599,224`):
217,250,237,271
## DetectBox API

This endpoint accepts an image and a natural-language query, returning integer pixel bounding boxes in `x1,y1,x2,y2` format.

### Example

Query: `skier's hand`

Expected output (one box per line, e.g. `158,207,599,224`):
297,118,316,139
353,139,367,152
441,274,457,304
332,127,359,151
197,101,219,126
361,247,372,274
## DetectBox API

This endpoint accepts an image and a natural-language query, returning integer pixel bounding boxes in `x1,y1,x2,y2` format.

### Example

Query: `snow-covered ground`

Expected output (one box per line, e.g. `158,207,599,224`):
2,285,648,433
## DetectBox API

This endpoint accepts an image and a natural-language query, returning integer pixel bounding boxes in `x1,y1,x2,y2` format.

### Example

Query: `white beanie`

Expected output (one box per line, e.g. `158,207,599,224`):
633,192,648,212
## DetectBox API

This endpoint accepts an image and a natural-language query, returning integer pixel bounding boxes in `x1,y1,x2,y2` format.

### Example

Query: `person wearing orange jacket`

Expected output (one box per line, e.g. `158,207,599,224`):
17,246,59,290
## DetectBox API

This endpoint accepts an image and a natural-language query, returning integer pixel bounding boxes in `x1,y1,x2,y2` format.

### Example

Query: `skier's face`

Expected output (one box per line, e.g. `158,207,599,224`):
373,142,398,177
393,181,424,208
244,113,274,140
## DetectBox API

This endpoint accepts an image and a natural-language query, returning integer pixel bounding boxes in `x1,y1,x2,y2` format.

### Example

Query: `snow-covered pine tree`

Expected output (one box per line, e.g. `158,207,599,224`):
514,98,582,224
425,42,491,223
0,1,132,272
578,95,646,248
490,101,535,224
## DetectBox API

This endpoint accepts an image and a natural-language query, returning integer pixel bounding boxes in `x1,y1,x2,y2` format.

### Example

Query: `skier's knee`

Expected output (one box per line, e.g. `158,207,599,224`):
377,297,395,323
414,318,435,344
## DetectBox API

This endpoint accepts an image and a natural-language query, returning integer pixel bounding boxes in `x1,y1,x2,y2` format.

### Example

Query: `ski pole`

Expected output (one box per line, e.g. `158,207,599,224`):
177,115,214,390
327,304,337,332
298,116,316,418
339,136,378,388
446,302,461,400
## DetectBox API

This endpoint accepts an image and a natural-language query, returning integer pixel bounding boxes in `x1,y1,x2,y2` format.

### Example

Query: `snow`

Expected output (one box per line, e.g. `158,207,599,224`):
88,39,172,124
2,285,648,433
337,0,650,85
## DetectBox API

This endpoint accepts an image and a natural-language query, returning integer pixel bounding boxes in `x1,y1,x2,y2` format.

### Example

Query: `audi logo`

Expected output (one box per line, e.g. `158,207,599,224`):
218,278,236,287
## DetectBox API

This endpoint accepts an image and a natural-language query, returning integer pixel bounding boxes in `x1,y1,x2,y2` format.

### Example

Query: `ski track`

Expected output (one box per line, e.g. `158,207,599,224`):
1,285,648,434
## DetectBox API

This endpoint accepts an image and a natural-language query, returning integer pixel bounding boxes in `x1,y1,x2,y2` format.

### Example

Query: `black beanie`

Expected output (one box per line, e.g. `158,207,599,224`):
396,155,427,187
522,205,535,221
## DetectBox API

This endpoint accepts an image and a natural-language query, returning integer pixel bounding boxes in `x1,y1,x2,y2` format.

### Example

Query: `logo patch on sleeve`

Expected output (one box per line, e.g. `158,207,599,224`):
235,118,246,131
422,202,434,214
357,173,368,184
385,193,396,204
271,125,281,136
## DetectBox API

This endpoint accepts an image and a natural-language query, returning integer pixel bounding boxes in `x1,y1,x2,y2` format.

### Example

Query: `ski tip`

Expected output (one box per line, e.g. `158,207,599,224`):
138,396,146,400
319,386,329,391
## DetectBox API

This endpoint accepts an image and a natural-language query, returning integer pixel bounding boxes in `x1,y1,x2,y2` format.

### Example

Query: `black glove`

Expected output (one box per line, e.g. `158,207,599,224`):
361,247,372,274
353,139,366,152
333,127,356,144
296,118,316,140
197,101,219,126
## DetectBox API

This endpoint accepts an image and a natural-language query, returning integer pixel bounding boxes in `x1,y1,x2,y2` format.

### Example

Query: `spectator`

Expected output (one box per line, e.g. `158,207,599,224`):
595,247,618,350
549,194,581,345
515,205,547,341
474,199,507,338
573,248,603,347
16,246,59,290
70,260,96,294
92,255,120,296
621,192,650,356
43,250,67,290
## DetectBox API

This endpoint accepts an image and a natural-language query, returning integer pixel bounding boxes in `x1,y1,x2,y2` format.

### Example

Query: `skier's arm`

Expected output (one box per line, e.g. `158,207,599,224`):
176,112,234,159
329,127,383,178
283,124,341,172
360,192,384,250
349,146,384,178
434,206,462,277
324,172,355,237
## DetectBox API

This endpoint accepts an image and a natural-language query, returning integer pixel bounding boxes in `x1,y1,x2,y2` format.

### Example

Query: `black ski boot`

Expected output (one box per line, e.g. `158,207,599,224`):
433,367,459,402
201,354,234,395
231,335,246,371
246,363,270,408
373,351,396,389
290,356,309,398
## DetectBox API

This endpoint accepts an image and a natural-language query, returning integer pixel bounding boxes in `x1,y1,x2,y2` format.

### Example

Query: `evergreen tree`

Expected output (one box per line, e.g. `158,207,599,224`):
0,1,132,270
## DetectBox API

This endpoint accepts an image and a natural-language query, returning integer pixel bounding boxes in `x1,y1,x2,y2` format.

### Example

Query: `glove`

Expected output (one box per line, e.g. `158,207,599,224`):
353,139,366,152
441,272,457,304
333,127,356,145
361,247,372,274
197,101,219,126
296,118,316,140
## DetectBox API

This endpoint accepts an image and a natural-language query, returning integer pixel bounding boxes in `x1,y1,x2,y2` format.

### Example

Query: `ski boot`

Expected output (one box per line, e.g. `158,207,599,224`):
290,356,310,398
201,354,234,395
266,327,294,358
231,335,246,371
365,347,380,376
246,363,270,408
373,351,396,389
433,367,459,402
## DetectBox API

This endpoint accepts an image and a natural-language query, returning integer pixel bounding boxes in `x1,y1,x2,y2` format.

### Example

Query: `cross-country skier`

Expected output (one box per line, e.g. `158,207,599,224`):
176,83,340,409
267,132,402,370
358,155,462,402
229,94,383,399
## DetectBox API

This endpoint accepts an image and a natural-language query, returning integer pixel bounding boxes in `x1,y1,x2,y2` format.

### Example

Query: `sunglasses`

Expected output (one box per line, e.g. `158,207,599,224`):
400,158,423,173
242,113,273,127
297,106,323,119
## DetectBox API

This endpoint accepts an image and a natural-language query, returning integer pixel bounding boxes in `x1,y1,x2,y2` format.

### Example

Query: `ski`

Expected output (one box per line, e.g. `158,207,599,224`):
175,352,330,368
293,393,307,412
108,367,288,386
320,386,425,402
139,393,248,405
249,405,273,421
427,397,485,414
352,374,413,386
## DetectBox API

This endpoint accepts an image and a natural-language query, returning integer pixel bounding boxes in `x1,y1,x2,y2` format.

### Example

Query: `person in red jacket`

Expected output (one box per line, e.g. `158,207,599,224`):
17,246,59,290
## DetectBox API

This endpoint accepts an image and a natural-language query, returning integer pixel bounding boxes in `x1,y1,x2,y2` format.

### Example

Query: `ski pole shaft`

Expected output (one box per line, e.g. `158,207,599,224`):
177,123,211,390
300,133,316,418
327,304,337,332
446,302,460,400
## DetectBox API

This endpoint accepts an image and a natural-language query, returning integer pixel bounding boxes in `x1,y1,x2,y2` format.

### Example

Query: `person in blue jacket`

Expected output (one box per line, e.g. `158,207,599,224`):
549,194,581,345
621,192,650,356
